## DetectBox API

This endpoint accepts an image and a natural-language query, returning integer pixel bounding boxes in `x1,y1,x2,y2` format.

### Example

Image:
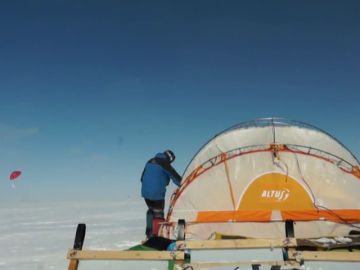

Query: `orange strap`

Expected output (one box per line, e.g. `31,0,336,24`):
281,209,360,222
195,209,360,223
196,210,272,222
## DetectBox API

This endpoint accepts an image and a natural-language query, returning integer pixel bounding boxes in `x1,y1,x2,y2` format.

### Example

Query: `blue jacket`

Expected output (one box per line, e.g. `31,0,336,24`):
141,153,182,200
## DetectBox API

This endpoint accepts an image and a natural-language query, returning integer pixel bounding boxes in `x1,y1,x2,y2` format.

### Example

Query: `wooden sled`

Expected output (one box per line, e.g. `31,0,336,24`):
66,221,360,270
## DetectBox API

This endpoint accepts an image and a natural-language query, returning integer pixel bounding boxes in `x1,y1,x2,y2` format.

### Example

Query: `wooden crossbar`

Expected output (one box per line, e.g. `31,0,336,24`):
67,249,185,261
176,238,297,250
187,260,301,269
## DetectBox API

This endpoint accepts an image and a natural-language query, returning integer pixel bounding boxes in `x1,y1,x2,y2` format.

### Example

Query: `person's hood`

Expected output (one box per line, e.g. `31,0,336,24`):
155,152,168,160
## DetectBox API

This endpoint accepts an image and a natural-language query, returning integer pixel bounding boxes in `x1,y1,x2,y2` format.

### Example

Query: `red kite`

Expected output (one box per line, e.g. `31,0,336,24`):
10,170,22,181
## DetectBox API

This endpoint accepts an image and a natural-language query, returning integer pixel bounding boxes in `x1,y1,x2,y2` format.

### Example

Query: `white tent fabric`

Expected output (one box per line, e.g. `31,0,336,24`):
161,118,360,240
183,119,358,181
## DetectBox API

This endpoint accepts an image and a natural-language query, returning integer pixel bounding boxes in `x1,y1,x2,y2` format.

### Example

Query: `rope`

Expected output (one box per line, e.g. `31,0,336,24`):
293,151,360,230
222,153,236,210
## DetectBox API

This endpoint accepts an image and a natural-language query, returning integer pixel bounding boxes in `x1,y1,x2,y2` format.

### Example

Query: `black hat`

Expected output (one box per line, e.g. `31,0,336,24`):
164,150,175,163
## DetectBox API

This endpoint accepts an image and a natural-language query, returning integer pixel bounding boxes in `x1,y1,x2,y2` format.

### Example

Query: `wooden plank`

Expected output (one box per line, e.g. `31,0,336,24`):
291,251,360,262
187,260,301,269
67,260,79,270
67,249,185,261
176,238,297,250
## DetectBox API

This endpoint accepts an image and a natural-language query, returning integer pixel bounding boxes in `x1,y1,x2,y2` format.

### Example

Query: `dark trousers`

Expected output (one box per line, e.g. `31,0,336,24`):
145,199,165,238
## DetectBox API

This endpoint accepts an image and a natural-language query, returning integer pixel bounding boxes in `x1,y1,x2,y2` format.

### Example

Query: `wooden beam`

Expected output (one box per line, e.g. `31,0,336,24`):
67,249,185,261
67,260,79,270
176,238,297,250
187,260,301,269
294,251,360,262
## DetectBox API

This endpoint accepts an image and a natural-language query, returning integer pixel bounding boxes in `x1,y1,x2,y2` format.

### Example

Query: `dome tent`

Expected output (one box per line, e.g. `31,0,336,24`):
161,118,360,240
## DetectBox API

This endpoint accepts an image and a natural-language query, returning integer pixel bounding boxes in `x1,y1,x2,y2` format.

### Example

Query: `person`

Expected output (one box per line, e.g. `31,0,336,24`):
141,150,182,238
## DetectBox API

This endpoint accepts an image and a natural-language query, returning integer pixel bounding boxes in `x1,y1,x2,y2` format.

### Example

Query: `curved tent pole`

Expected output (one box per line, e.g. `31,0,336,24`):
181,118,360,178
223,117,360,165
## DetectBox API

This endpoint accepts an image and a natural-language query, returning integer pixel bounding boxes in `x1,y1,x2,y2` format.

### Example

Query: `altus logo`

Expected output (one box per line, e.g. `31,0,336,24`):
261,188,290,201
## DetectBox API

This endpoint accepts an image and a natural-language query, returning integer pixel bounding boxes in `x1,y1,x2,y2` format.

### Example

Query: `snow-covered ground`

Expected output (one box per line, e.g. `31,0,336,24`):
0,200,157,270
1,200,360,270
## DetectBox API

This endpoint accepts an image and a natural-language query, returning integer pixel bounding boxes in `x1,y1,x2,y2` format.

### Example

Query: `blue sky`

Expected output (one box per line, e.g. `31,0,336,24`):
0,0,360,203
